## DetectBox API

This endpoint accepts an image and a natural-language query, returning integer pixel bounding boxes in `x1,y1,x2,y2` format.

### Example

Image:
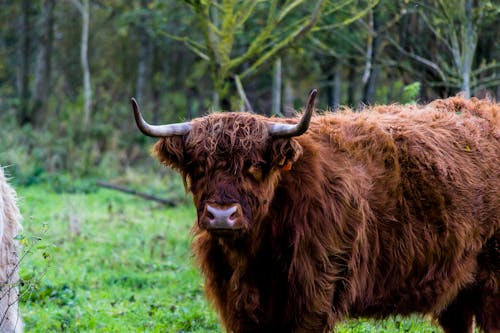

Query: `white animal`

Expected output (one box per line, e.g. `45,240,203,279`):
0,167,22,333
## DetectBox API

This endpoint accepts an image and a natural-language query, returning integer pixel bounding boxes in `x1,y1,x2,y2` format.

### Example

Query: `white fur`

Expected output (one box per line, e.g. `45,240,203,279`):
0,167,22,333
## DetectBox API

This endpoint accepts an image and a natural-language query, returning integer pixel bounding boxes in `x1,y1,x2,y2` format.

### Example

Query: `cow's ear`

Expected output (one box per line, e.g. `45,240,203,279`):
153,136,185,170
269,138,303,171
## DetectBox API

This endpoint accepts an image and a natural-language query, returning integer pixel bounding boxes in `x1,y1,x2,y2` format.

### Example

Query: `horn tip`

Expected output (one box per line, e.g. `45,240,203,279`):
309,89,318,100
306,89,318,111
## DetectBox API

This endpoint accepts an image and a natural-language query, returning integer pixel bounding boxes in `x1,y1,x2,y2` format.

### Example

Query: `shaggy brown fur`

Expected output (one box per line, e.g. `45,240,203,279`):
152,96,499,333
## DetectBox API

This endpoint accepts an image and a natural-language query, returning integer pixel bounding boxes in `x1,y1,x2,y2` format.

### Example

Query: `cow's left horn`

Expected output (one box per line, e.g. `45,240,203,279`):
268,89,317,137
131,98,192,137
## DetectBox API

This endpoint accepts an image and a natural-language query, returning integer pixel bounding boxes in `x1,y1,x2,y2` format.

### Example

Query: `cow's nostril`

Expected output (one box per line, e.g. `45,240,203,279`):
229,207,242,220
203,203,243,230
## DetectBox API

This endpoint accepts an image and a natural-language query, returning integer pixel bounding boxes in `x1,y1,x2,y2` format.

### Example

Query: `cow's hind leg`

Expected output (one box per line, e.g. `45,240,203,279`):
475,234,500,333
475,291,500,333
437,290,475,333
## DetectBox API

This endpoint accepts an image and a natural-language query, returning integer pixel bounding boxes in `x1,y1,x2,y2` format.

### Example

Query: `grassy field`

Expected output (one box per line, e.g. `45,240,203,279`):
16,183,442,332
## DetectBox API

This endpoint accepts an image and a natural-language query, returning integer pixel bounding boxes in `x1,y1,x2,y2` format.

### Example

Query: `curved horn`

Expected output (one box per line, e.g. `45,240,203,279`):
268,89,317,137
131,98,192,137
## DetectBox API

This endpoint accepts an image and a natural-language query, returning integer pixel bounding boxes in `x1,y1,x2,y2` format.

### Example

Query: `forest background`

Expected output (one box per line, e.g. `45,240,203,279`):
0,0,499,185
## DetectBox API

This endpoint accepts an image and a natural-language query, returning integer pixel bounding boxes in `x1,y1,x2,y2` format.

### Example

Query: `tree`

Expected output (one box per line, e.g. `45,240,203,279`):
360,7,381,105
307,0,382,107
71,0,92,129
135,0,154,111
18,0,32,126
271,58,282,115
389,0,500,98
170,0,327,110
32,0,55,128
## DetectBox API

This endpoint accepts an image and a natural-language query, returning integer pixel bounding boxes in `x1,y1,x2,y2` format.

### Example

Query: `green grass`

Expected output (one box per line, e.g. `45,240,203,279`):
17,184,442,332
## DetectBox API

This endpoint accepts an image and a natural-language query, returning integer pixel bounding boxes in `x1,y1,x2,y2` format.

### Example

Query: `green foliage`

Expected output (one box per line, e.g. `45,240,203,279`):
0,98,173,193
401,82,421,104
18,184,446,332
19,184,220,332
175,0,330,107
337,317,441,332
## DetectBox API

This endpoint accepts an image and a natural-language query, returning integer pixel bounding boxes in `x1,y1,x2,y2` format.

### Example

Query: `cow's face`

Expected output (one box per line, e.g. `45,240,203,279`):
153,114,303,235
131,89,317,236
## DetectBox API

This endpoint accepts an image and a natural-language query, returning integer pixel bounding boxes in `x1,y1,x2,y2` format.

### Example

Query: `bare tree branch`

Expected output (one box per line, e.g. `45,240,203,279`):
234,75,254,113
96,181,178,207
240,0,326,79
386,35,448,85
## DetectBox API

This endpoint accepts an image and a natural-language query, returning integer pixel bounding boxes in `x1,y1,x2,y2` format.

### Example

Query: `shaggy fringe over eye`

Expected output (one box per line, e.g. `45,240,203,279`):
186,113,271,170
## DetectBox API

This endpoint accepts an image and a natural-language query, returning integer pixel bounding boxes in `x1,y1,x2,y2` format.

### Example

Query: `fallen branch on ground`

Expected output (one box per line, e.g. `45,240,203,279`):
97,181,177,207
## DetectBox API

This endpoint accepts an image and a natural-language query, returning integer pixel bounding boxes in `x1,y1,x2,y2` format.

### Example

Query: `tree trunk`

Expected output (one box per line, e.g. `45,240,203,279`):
361,9,380,105
152,46,161,123
82,0,91,128
18,0,32,126
32,0,55,128
218,77,233,111
136,0,153,111
327,62,341,110
363,66,379,105
73,0,92,129
460,0,475,98
187,87,199,120
283,78,294,117
135,35,150,104
271,58,282,116
347,57,356,107
212,90,220,111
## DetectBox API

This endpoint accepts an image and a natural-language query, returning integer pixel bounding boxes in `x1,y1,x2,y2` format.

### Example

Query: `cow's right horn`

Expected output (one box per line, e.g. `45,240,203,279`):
131,98,192,137
268,89,317,137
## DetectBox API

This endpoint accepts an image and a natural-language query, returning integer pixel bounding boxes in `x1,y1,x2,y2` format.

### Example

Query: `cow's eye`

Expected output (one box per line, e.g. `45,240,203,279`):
197,164,205,174
187,162,205,180
247,164,264,182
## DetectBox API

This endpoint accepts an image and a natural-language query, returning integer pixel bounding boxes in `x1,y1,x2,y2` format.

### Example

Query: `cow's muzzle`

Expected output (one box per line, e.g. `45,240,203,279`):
199,203,245,231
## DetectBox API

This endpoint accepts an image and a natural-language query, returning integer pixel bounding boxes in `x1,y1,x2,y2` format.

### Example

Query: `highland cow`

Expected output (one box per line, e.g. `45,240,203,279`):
132,91,499,333
0,167,22,333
